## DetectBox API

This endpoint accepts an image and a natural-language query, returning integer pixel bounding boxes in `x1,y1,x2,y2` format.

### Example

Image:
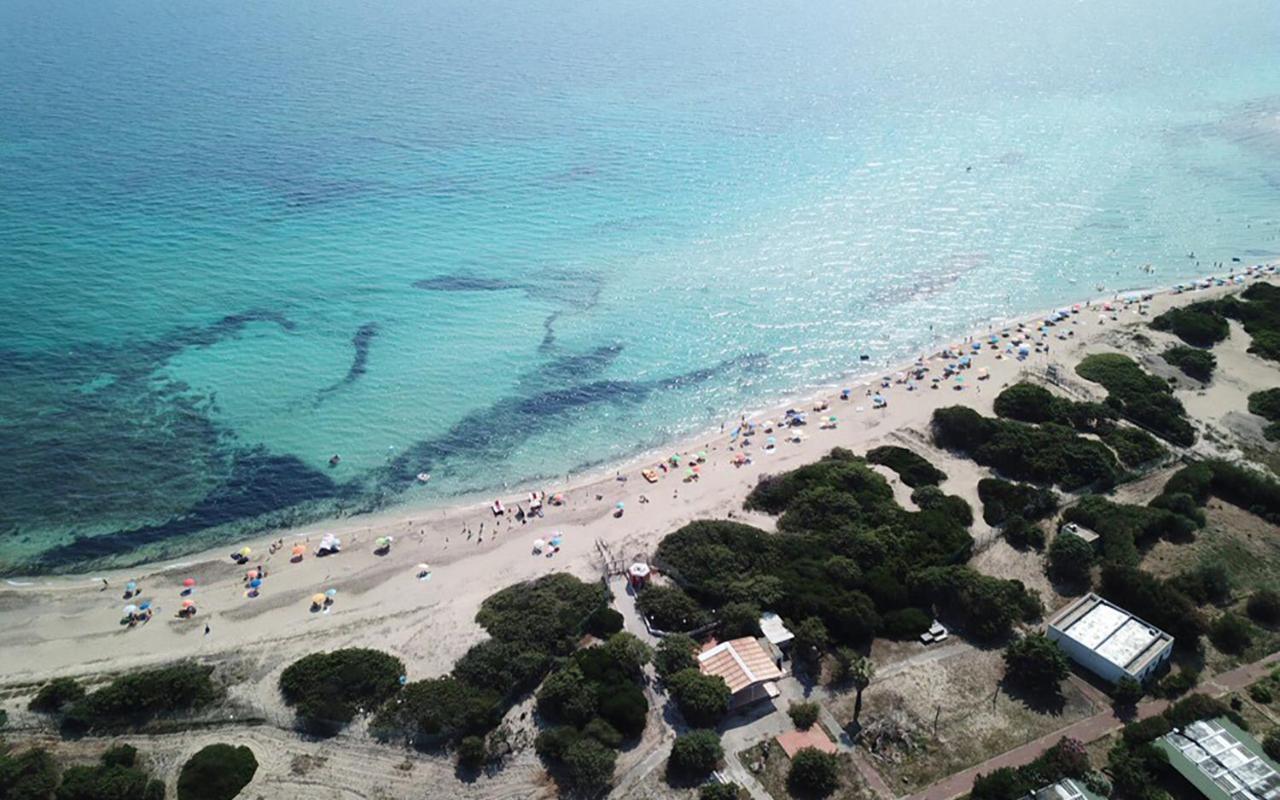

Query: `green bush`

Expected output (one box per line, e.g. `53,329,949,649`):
1047,532,1095,584
978,478,1059,526
787,747,840,797
371,677,498,745
30,677,85,713
535,725,582,761
1264,730,1280,762
880,607,932,639
716,601,762,639
456,735,487,770
0,748,59,800
865,445,946,487
1156,669,1200,699
1156,460,1280,525
1102,426,1167,468
1162,345,1216,382
1151,302,1230,348
1249,684,1273,704
1003,634,1069,691
176,744,257,800
911,566,1042,641
452,639,549,698
668,730,724,779
585,607,624,638
668,669,731,728
933,407,1121,490
1063,495,1195,568
56,763,161,800
475,573,605,656
661,457,974,647
597,684,649,738
1171,563,1231,605
279,648,403,734
582,717,623,748
64,663,218,734
100,745,137,769
654,634,699,681
1247,589,1280,625
636,585,711,632
700,783,742,800
1249,388,1280,440
1113,677,1145,707
1004,516,1047,551
909,486,973,527
1209,612,1253,654
560,737,617,795
788,702,821,730
1075,353,1194,446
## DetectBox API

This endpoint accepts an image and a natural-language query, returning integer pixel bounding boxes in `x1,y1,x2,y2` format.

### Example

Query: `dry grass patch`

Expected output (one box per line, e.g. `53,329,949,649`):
969,538,1063,608
833,647,1100,794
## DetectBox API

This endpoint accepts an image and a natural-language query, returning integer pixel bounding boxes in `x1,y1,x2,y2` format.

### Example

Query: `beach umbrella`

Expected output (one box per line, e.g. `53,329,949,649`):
872,394,885,405
183,578,195,588
125,580,137,592
551,493,565,504
181,599,195,609
311,594,326,606
325,588,337,598
415,563,430,574
138,601,151,611
122,604,139,616
615,501,625,510
375,536,390,548
697,451,707,461
239,547,251,557
246,569,259,580
533,538,546,550
685,467,696,478
669,454,681,465
291,545,305,557
249,578,262,589
971,342,981,351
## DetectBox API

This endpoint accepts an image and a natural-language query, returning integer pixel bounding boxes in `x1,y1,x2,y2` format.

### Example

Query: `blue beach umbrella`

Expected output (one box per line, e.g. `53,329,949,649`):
249,578,262,589
125,581,137,592
325,588,337,598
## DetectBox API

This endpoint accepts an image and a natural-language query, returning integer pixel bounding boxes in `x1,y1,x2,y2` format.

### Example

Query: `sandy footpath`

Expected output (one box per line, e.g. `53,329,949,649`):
0,270,1273,690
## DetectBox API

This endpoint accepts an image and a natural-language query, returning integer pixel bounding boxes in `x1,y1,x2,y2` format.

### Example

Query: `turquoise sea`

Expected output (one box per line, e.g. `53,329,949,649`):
2,0,1278,572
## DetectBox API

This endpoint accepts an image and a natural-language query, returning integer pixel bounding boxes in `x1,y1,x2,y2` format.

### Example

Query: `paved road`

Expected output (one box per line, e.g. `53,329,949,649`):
903,651,1280,800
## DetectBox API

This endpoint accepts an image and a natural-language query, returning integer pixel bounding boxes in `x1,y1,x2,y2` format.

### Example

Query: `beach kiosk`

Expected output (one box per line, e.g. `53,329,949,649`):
627,561,652,589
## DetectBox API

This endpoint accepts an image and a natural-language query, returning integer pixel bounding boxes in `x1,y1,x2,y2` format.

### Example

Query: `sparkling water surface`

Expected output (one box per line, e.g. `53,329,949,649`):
2,0,1278,571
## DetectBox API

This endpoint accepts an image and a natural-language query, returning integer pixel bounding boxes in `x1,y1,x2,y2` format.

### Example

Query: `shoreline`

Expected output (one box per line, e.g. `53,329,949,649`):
4,261,1273,589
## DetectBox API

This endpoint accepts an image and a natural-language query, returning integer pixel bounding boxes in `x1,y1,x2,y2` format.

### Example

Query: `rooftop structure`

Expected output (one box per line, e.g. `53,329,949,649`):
1157,717,1280,800
698,636,784,708
759,612,794,647
1024,778,1106,800
1058,522,1100,547
1046,593,1173,683
776,728,838,758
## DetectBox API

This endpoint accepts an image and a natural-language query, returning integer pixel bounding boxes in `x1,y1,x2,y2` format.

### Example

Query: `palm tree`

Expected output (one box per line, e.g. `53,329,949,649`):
849,656,875,725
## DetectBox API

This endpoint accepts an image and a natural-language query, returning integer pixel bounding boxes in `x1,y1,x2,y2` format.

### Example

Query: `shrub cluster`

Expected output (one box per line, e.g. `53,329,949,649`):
372,573,605,749
971,737,1089,800
1161,345,1216,382
1155,459,1280,525
1075,353,1194,446
1047,532,1095,585
667,730,724,781
993,383,1116,433
1002,634,1069,693
1248,388,1280,441
864,445,946,488
636,585,711,632
1218,281,1280,361
1061,494,1196,568
933,406,1120,491
0,742,168,800
29,677,85,713
279,648,404,735
787,747,841,798
1246,589,1280,625
176,744,258,800
533,632,651,793
1151,301,1230,348
667,669,732,727
63,663,218,734
661,452,1036,644
978,478,1058,548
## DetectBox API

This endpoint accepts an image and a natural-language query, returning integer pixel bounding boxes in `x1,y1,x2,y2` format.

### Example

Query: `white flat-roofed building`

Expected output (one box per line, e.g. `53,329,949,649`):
1046,593,1173,683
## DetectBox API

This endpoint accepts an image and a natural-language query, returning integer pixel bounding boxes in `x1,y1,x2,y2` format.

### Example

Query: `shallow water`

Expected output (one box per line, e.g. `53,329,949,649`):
1,0,1278,572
